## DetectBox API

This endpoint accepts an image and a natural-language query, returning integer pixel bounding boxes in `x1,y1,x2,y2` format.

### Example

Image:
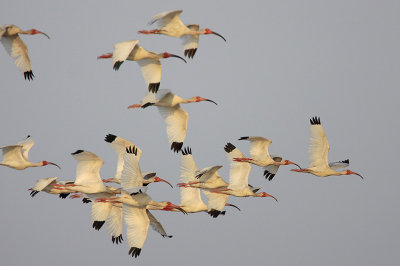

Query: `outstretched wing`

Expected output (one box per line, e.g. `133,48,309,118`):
112,40,139,69
157,105,188,152
329,159,349,170
224,143,251,191
181,24,199,58
146,210,172,238
149,10,184,28
309,117,330,170
72,150,105,187
16,135,35,161
239,136,272,162
123,205,150,251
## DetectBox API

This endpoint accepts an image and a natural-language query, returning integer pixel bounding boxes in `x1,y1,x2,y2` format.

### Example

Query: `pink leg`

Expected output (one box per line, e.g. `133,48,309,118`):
127,104,141,109
138,29,161,34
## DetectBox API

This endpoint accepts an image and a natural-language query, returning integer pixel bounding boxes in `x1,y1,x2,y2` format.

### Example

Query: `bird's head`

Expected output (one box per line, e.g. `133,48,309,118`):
203,28,226,42
345,170,364,179
192,96,218,105
153,176,173,188
42,161,61,169
161,202,187,214
161,52,187,63
28,29,50,39
283,160,302,169
258,192,278,202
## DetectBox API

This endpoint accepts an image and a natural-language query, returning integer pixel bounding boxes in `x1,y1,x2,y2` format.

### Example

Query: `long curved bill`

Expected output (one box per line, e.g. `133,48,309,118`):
169,54,187,63
159,178,174,188
175,207,188,215
350,171,364,179
205,98,218,105
49,162,61,170
38,31,50,39
211,31,226,42
267,193,278,202
287,161,302,169
225,203,241,211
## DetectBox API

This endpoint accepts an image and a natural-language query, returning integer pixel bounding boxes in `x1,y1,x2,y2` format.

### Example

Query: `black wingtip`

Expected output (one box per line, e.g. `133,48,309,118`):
208,209,224,218
126,145,138,155
341,159,350,164
92,221,105,231
238,136,249,140
71,150,84,155
104,134,117,143
82,198,91,204
112,235,123,244
58,193,70,199
148,83,160,93
24,70,34,81
181,147,192,155
184,48,197,59
128,247,142,258
171,142,183,153
310,116,321,125
113,61,123,71
30,190,39,197
224,142,236,153
26,135,31,138
263,170,276,181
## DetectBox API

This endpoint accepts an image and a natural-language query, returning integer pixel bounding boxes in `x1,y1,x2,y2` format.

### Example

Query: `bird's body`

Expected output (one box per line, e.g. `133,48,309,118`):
0,24,49,80
97,40,186,93
128,90,217,152
0,135,60,170
209,143,277,201
234,136,301,180
139,10,226,58
291,117,363,178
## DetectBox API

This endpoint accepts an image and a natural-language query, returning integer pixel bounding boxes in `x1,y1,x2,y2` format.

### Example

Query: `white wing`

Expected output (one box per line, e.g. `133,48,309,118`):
105,134,141,182
181,24,199,58
329,159,349,170
149,10,184,27
146,210,171,238
309,118,330,170
120,146,144,190
136,58,162,87
0,145,25,165
16,135,35,161
262,156,282,181
225,143,251,190
106,204,123,240
179,147,204,206
0,33,32,73
32,177,57,191
90,200,112,223
72,150,105,186
240,136,272,162
157,105,188,145
202,190,229,212
123,205,150,250
196,166,223,182
112,40,139,66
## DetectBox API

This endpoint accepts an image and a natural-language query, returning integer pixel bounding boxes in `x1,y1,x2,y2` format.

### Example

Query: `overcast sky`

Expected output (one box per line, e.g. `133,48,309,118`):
1,0,399,265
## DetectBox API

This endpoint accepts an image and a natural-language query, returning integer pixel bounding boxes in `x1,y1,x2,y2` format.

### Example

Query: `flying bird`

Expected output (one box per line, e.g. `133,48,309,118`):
97,40,186,93
233,136,301,180
291,117,364,178
28,177,74,198
138,10,226,58
0,135,60,170
128,89,217,152
0,24,49,80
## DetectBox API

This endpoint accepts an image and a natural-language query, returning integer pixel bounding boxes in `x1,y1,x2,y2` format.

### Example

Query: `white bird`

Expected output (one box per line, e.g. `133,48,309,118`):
209,143,278,200
28,177,74,198
291,117,364,178
233,136,301,180
52,150,120,231
102,133,173,188
128,89,217,152
138,10,226,58
96,145,185,258
97,40,186,93
177,147,240,217
0,135,60,170
0,24,49,80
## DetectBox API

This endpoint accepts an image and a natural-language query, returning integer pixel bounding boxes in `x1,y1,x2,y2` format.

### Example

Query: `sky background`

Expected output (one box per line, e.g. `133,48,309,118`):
1,0,399,265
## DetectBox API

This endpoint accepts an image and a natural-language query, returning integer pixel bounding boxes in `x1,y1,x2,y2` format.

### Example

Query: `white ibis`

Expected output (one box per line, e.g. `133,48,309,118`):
291,117,364,178
128,89,217,152
138,10,226,58
52,150,120,231
96,145,185,258
209,143,278,200
0,24,49,80
233,136,301,180
175,147,240,217
28,177,74,198
97,40,186,93
102,134,172,188
0,135,60,170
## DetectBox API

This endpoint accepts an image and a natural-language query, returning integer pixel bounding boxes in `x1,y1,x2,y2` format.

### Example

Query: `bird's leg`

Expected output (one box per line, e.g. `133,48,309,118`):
233,157,253,162
127,104,142,109
69,193,84,199
291,168,307,172
209,188,230,195
138,29,161,34
97,53,112,59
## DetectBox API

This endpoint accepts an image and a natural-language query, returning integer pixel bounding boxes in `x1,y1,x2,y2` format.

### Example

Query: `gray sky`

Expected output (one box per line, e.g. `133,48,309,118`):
1,0,399,265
